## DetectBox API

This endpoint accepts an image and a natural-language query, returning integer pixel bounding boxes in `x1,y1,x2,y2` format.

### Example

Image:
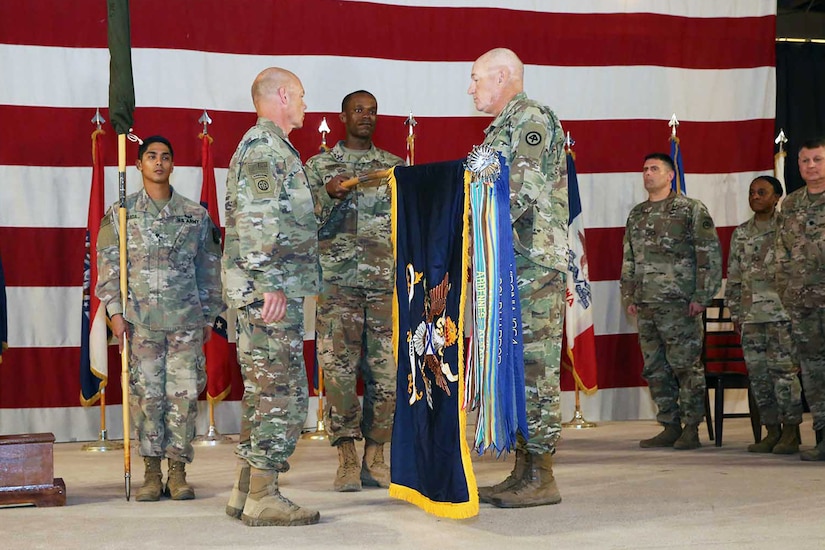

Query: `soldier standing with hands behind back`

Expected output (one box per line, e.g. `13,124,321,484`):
776,137,825,461
727,176,802,454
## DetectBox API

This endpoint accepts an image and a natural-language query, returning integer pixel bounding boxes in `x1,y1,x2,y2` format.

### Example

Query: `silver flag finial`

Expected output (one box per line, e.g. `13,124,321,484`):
318,117,331,148
404,112,417,134
91,108,106,129
668,113,679,138
775,129,788,152
198,110,212,135
565,131,575,149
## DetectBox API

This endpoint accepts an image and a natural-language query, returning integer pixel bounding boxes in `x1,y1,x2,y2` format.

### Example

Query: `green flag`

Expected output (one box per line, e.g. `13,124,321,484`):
107,0,134,135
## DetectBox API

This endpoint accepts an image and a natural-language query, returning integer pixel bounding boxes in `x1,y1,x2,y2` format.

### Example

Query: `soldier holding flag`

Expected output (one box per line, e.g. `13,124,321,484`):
305,90,404,493
96,135,223,501
467,47,568,508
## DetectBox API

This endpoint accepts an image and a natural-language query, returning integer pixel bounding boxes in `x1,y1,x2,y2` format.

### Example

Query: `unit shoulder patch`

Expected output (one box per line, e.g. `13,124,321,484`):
247,160,277,199
516,121,547,158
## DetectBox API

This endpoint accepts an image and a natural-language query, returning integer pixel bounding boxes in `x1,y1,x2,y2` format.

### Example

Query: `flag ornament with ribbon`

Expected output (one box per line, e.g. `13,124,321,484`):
561,143,598,395
385,145,528,519
80,117,110,405
669,114,687,195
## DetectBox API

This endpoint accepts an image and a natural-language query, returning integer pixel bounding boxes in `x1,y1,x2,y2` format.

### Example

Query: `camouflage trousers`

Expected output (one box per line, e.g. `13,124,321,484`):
741,321,802,425
128,323,206,464
235,299,308,471
316,282,396,446
636,303,706,426
788,307,825,431
516,257,565,455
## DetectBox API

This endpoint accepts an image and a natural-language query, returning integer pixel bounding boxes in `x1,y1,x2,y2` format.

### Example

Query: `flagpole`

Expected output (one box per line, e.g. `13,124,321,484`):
302,119,334,441
561,133,596,430
775,129,788,211
302,363,327,440
668,114,684,195
82,386,126,451
117,132,132,500
83,110,124,452
107,0,135,500
193,110,233,446
404,112,417,166
563,387,597,429
339,169,392,190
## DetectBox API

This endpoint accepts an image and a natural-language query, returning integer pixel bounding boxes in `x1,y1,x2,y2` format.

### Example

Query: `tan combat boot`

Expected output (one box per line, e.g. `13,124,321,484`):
226,459,251,518
673,423,701,450
772,423,801,454
490,452,561,508
478,448,528,503
361,440,390,488
334,439,361,492
639,423,682,448
241,467,320,527
135,456,163,502
747,424,781,453
165,459,195,500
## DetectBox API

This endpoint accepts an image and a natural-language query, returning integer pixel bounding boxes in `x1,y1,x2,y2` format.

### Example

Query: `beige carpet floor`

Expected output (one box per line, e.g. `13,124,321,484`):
1,418,824,550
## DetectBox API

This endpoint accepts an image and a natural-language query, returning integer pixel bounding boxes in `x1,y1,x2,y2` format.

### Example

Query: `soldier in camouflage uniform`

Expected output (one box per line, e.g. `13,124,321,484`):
468,48,568,508
727,176,802,454
96,135,223,502
776,137,825,461
222,68,321,526
621,153,722,451
304,90,404,492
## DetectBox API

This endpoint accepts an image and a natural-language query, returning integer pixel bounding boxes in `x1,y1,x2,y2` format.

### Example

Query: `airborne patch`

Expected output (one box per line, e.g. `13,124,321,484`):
247,160,276,199
516,121,547,157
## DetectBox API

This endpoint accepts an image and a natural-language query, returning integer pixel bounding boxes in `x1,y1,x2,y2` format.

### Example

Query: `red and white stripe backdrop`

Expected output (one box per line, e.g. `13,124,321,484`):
0,0,776,440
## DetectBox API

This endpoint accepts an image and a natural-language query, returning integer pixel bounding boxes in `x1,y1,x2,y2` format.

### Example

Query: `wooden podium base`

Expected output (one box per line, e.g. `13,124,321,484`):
0,433,66,507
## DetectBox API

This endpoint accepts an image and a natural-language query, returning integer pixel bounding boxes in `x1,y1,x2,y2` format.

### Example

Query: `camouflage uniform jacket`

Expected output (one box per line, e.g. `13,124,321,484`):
96,186,223,330
305,142,404,290
222,117,319,308
726,213,789,325
776,187,825,311
482,92,568,273
621,192,722,307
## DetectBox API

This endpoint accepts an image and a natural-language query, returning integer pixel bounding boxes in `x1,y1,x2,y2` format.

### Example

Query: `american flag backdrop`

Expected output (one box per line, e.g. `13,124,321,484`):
0,0,776,440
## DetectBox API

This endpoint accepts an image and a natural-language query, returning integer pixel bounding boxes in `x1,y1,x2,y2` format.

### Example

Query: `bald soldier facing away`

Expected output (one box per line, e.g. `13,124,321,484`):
222,67,320,526
468,47,569,508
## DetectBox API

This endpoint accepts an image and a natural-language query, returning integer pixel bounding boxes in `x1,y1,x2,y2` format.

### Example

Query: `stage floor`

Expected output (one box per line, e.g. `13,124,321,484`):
2,418,823,550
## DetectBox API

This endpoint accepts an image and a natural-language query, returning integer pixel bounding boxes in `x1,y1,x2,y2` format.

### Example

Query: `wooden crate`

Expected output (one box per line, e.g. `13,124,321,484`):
0,433,66,507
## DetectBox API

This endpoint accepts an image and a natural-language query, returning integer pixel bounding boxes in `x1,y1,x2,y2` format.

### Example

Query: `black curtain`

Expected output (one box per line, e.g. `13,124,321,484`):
776,42,825,194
